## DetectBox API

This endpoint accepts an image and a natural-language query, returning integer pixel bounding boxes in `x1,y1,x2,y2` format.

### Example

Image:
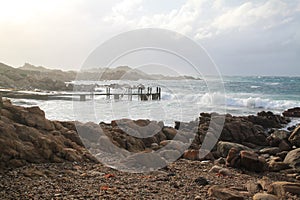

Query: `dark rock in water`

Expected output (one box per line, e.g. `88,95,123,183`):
289,126,300,147
248,111,289,129
194,176,209,186
226,148,266,173
216,115,270,146
283,107,300,117
284,148,300,168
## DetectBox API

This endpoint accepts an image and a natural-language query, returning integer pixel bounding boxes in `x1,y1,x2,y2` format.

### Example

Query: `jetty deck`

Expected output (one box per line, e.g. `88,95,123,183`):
0,87,162,101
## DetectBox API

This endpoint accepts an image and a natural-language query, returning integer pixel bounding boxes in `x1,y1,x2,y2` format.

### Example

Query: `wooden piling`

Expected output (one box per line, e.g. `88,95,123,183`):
80,95,86,101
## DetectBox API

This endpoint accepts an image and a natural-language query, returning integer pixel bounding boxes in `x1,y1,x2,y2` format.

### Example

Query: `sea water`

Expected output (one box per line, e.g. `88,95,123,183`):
11,76,300,126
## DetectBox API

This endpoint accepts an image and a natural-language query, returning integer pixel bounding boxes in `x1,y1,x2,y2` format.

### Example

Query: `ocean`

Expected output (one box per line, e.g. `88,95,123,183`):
11,76,300,126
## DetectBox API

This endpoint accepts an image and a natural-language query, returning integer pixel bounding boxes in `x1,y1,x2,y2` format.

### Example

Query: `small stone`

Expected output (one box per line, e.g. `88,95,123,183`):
253,193,278,200
194,176,209,186
215,157,226,165
208,185,245,200
209,165,222,173
246,182,261,194
257,176,272,191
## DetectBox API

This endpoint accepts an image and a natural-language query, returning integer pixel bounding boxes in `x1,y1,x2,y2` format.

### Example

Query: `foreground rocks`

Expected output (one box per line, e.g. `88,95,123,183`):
1,159,299,199
0,99,97,168
1,100,300,198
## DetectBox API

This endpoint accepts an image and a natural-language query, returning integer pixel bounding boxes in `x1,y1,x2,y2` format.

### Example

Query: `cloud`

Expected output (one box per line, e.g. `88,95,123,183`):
0,0,299,75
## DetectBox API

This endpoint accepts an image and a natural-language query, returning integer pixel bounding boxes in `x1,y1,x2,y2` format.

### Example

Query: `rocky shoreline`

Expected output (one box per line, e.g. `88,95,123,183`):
0,98,300,199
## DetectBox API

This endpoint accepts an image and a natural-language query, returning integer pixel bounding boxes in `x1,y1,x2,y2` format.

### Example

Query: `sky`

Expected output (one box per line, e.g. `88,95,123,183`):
0,0,299,76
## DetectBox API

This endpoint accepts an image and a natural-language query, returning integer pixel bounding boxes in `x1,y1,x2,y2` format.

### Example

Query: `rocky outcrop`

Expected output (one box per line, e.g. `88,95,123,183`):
0,99,97,168
284,148,300,168
283,107,300,117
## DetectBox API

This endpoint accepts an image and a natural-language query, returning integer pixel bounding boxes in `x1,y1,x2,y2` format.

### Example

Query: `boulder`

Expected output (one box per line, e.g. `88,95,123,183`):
162,127,177,140
268,160,291,172
240,150,266,172
278,140,291,151
259,147,281,155
283,107,300,117
0,101,97,169
268,181,300,197
253,193,278,200
226,148,266,172
182,149,214,161
208,185,245,200
217,141,251,158
289,126,300,147
283,148,300,168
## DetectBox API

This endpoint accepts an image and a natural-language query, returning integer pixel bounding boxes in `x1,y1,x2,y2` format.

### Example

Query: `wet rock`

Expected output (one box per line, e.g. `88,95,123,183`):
253,193,278,200
268,181,300,196
283,107,300,117
289,126,300,147
208,185,245,200
220,118,268,146
217,141,251,158
283,148,300,168
248,111,289,129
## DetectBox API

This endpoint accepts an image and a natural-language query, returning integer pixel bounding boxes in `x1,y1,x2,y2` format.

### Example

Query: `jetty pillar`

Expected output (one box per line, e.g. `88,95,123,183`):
80,95,86,101
106,87,110,100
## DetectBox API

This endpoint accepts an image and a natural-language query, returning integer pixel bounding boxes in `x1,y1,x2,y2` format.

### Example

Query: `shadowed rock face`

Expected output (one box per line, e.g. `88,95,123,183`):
0,99,97,169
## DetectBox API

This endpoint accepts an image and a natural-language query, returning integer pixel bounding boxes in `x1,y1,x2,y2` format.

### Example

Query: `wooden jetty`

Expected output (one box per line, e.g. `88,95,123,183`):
0,86,162,102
